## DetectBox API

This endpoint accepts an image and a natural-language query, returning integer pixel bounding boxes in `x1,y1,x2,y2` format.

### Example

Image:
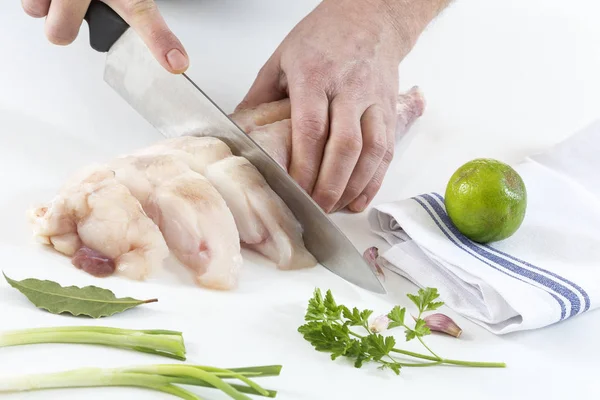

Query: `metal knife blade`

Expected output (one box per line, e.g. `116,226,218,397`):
84,1,385,294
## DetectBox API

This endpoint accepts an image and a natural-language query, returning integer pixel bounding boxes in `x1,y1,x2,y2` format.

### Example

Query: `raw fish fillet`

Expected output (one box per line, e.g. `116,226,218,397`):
28,165,169,280
109,154,243,290
394,86,426,136
230,98,291,133
133,136,233,173
203,156,317,270
245,120,292,171
136,136,317,270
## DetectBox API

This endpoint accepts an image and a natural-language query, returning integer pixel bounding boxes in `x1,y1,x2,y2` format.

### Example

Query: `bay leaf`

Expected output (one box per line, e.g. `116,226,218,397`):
3,272,157,318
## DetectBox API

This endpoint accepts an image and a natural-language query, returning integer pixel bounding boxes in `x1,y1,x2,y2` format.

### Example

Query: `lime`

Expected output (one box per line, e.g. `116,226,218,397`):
444,158,527,243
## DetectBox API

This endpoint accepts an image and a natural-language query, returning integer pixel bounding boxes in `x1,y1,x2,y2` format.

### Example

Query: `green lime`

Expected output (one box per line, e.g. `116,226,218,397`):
444,158,527,243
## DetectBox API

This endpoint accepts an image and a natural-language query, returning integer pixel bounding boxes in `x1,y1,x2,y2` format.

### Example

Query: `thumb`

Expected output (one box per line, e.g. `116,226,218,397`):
104,0,189,74
236,54,286,112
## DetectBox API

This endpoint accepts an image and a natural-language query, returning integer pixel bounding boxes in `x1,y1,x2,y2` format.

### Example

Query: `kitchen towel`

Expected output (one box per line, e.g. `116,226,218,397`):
369,119,600,334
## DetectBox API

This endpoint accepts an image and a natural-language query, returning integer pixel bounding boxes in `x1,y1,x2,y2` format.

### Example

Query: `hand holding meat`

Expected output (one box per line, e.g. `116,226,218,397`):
237,0,448,212
234,87,425,177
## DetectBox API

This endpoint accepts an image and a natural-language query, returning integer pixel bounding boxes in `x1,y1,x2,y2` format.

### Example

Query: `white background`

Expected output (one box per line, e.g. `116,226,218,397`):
0,0,599,399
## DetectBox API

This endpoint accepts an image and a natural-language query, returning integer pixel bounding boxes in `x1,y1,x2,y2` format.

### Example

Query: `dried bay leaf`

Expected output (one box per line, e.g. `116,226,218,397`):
3,273,157,318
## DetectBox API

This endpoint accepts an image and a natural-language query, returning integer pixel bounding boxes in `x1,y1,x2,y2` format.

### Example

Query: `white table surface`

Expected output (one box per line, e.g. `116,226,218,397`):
1,0,599,399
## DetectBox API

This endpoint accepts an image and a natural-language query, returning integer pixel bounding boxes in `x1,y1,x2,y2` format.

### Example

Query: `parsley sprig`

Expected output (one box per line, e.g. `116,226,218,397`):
298,287,505,374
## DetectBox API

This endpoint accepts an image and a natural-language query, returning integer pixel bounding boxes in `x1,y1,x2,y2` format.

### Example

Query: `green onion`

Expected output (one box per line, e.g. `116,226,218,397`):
0,364,281,399
0,326,186,360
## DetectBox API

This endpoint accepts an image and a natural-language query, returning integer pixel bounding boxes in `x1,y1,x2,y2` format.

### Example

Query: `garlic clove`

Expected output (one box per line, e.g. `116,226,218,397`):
414,313,463,338
363,247,386,281
369,315,391,333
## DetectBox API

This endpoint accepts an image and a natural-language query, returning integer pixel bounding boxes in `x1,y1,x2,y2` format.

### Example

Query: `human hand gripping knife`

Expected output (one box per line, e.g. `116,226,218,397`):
82,1,385,294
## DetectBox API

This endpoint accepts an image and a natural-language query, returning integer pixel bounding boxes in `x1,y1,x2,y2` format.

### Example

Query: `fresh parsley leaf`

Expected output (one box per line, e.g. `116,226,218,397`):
360,309,374,323
377,359,402,375
377,360,402,375
362,334,396,361
323,325,351,360
298,321,352,356
305,288,326,321
388,362,401,375
407,287,444,314
405,319,431,341
387,306,406,329
324,290,342,320
345,339,364,360
305,288,344,324
413,319,431,337
425,301,444,312
297,321,322,337
342,307,361,326
342,306,373,327
353,353,370,369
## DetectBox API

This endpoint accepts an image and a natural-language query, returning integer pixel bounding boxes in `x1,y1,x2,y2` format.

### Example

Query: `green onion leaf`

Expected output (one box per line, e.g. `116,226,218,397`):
0,326,186,360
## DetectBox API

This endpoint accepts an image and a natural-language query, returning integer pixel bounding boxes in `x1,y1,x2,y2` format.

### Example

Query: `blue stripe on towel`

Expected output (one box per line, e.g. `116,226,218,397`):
430,192,590,314
487,247,591,313
412,195,567,320
422,193,583,318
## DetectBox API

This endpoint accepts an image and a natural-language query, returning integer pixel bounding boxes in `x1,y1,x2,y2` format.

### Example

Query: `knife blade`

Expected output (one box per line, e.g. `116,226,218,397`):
83,1,385,294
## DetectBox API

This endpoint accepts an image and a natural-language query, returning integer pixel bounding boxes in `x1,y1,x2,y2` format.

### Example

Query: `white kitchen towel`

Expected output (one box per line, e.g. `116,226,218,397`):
369,119,600,334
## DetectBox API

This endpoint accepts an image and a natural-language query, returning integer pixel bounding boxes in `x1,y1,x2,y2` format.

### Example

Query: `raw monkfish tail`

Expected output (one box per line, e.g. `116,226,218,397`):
229,98,291,133
110,153,243,290
28,164,169,280
149,171,243,290
247,119,292,172
204,156,317,270
395,86,426,136
133,136,232,174
28,196,79,253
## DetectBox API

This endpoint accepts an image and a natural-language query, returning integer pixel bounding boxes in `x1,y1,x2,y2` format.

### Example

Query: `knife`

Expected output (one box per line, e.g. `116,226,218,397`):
83,1,385,294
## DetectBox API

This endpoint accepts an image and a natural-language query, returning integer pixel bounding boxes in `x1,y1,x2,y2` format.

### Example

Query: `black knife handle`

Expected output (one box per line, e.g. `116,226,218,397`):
84,1,130,53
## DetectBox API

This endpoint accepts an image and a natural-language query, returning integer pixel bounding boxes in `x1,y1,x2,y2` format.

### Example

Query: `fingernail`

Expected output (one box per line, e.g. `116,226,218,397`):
166,49,189,72
349,195,368,212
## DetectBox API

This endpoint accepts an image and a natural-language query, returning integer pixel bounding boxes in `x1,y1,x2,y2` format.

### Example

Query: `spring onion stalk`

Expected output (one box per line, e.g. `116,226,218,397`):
0,364,281,399
0,326,186,360
124,365,270,397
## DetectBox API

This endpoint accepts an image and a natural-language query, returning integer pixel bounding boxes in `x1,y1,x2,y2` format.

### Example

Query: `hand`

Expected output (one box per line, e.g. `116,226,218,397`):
237,0,421,213
21,0,189,73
